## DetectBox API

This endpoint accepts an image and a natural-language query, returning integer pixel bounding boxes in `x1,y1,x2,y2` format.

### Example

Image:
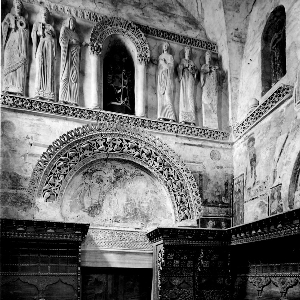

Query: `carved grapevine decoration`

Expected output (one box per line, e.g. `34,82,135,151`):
27,123,201,221
90,17,150,64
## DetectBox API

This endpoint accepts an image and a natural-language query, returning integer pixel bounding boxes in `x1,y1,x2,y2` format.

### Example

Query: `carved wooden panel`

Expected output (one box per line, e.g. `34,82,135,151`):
0,219,89,300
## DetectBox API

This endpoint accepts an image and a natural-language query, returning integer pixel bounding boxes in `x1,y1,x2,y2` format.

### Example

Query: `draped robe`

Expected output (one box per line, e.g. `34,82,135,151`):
157,52,176,121
59,26,80,104
2,13,28,95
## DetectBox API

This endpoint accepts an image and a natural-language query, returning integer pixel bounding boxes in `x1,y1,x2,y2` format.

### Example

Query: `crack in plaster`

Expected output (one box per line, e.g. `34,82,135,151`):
244,0,257,21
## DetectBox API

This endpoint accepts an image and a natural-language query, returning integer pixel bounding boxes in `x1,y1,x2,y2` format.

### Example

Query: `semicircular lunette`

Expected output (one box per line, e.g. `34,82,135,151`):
27,122,201,223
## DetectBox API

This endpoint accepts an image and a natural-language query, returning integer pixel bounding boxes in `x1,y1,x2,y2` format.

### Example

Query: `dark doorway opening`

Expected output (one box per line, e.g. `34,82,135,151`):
103,41,135,115
81,267,152,300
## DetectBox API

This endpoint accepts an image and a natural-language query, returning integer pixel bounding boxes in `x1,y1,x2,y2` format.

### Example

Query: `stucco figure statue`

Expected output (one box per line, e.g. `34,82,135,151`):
32,7,56,100
2,0,29,95
178,46,198,125
59,17,86,105
157,42,176,122
201,50,219,129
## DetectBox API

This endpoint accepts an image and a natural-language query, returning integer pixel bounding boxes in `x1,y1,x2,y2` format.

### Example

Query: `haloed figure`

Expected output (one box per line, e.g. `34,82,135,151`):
32,7,56,100
2,0,29,95
178,46,198,125
157,42,176,122
59,16,85,105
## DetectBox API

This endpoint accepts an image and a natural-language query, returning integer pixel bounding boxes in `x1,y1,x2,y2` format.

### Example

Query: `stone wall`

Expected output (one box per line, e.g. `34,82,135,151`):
236,0,300,122
0,108,233,228
231,0,300,224
233,95,300,224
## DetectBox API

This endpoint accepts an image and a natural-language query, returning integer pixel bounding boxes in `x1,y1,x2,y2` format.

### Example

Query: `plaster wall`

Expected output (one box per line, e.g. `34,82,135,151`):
0,108,233,227
236,0,300,122
233,96,300,224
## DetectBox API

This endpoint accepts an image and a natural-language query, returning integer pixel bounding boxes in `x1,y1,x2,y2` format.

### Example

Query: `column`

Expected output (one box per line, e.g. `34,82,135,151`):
88,52,101,109
135,62,146,117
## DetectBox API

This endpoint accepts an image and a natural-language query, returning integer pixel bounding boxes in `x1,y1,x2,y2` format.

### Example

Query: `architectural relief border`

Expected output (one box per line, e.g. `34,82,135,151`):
22,0,217,53
230,208,300,245
0,94,230,141
27,122,201,222
233,84,293,139
82,228,152,251
0,219,89,242
90,17,150,63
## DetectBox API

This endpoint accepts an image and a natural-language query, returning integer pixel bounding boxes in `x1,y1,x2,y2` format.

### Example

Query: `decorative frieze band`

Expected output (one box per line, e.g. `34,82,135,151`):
0,218,89,242
90,17,150,63
136,24,217,53
233,84,293,139
22,0,217,53
230,208,300,245
0,94,230,141
82,228,152,251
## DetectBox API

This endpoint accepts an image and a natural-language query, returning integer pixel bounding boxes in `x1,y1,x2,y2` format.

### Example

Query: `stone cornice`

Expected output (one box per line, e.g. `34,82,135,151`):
22,0,217,53
0,94,230,141
0,218,90,242
233,84,293,140
230,208,300,245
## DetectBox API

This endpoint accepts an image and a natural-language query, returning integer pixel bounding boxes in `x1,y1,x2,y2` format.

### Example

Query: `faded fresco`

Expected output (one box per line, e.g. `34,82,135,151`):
269,184,283,216
233,174,244,226
0,119,34,218
199,217,231,229
192,169,232,221
233,94,300,223
61,159,174,228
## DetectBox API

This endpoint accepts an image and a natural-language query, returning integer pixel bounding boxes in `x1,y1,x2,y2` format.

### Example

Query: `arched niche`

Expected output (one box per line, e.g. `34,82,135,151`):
88,17,150,117
27,123,201,223
261,5,286,96
102,35,136,115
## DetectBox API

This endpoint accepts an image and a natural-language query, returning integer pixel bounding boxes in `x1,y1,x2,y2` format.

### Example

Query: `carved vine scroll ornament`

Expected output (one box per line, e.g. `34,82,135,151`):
0,94,230,140
27,123,201,222
271,277,299,300
248,276,271,297
90,17,150,64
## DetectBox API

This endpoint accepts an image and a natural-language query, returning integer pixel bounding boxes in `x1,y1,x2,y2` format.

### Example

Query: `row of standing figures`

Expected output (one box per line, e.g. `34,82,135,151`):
2,1,85,104
158,42,220,126
2,0,222,128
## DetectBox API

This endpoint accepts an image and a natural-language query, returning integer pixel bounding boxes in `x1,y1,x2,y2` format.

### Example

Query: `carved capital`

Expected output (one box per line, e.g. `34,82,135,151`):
248,276,271,297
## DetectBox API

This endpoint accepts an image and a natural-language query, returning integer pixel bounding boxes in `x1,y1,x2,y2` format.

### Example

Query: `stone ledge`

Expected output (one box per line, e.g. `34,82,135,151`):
1,94,230,141
233,84,293,140
230,208,300,245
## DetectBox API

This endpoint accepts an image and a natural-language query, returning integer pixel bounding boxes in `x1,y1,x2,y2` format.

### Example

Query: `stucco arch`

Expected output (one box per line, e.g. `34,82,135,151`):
27,123,201,222
88,17,150,116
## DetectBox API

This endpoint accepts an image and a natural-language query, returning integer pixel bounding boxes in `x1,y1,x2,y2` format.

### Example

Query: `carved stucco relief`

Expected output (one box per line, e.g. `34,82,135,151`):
90,17,150,64
27,123,201,222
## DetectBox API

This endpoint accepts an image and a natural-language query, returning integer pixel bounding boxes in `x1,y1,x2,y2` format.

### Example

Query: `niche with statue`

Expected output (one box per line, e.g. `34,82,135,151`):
103,39,135,115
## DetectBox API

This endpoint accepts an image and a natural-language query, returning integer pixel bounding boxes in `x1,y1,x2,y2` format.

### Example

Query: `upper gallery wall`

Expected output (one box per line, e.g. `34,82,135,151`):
236,0,300,122
1,0,230,129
